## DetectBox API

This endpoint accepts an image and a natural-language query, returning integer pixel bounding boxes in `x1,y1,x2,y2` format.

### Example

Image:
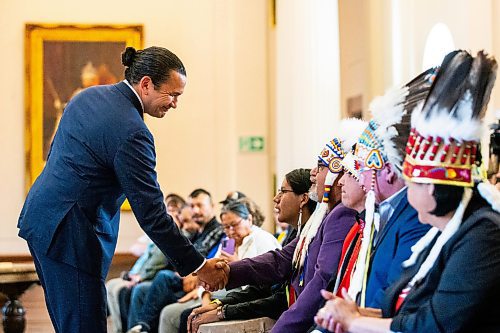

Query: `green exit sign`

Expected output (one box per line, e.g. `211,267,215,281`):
239,136,265,152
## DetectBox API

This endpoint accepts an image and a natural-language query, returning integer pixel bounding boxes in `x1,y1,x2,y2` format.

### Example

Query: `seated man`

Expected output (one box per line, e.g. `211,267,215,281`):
107,193,185,333
178,204,201,240
128,195,279,333
126,189,224,333
119,205,201,331
347,69,434,308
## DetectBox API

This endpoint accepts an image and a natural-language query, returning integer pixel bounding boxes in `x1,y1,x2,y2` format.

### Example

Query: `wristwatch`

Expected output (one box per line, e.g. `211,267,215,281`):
216,305,225,320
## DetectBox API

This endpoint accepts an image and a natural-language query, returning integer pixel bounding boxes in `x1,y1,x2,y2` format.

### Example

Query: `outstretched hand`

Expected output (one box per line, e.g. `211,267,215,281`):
193,258,229,291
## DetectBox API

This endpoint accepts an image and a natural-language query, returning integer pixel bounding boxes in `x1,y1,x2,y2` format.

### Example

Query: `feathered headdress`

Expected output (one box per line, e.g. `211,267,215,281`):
341,148,363,182
402,50,498,288
355,67,438,176
404,50,497,187
348,67,437,305
291,118,366,285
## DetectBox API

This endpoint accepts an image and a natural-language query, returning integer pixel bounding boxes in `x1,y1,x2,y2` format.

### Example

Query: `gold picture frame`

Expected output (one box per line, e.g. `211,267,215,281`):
25,23,143,210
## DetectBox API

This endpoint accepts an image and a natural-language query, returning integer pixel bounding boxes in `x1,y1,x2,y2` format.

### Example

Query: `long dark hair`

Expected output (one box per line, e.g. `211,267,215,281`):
122,46,186,87
430,184,465,216
285,168,316,213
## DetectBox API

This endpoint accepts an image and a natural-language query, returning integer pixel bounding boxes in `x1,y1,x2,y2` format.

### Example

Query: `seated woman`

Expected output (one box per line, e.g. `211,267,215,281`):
130,199,280,333
314,50,500,333
193,121,366,333
182,168,313,333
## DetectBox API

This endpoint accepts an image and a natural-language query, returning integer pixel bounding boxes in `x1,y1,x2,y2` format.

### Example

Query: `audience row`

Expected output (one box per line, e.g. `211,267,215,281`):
111,49,500,333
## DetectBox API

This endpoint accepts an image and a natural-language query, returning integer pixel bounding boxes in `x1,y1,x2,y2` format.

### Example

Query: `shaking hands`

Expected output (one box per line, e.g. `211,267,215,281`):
193,258,230,291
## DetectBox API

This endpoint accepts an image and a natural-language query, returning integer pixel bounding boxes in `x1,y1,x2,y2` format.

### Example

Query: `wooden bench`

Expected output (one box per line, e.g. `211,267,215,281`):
0,262,39,333
198,317,276,333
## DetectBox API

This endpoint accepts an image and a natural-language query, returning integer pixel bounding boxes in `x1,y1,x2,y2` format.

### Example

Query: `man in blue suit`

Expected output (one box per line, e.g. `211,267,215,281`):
18,46,227,333
361,167,429,308
344,68,437,308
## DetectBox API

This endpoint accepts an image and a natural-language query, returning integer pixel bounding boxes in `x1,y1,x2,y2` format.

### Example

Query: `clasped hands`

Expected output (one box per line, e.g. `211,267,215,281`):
193,258,230,292
187,302,220,333
314,288,361,333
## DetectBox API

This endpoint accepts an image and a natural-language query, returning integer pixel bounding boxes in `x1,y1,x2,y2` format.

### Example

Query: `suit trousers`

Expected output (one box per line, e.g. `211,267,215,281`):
29,244,107,333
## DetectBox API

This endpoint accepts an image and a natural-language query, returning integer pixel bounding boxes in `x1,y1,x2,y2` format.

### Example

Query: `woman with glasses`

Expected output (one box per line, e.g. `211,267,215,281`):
216,200,281,263
185,168,316,333
210,124,364,333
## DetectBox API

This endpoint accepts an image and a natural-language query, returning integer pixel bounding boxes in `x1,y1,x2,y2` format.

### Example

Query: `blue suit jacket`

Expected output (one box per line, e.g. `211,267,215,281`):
18,82,204,279
364,190,430,308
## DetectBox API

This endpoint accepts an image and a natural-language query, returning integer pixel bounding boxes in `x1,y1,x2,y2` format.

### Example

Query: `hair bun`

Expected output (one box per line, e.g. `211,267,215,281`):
121,47,137,66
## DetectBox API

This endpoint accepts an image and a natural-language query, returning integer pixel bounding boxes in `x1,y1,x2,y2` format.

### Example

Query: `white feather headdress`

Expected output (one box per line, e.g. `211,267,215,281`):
291,119,367,278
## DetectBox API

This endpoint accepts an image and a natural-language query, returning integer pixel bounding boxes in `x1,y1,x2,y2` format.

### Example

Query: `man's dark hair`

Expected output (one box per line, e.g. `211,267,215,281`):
189,188,212,201
165,193,186,207
429,184,465,216
122,46,186,87
285,168,316,213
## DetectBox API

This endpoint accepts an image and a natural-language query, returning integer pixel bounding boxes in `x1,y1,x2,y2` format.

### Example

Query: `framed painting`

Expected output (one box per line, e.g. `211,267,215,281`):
25,23,143,209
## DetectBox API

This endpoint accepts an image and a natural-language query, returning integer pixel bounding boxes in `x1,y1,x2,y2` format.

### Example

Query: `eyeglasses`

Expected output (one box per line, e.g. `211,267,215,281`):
222,219,244,231
276,188,295,197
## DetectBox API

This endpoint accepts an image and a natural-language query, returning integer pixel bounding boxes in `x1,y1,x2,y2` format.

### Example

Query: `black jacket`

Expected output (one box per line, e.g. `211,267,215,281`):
220,227,297,320
383,194,500,333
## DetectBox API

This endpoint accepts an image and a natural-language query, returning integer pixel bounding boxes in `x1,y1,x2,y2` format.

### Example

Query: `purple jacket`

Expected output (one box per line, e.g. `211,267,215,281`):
227,204,357,333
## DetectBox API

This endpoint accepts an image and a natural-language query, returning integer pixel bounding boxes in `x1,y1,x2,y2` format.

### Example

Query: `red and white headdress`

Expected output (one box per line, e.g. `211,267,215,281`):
402,50,499,287
348,68,437,305
404,51,497,187
341,149,363,182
